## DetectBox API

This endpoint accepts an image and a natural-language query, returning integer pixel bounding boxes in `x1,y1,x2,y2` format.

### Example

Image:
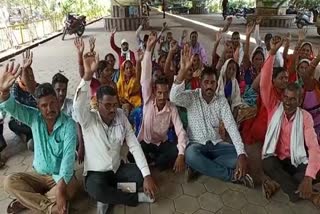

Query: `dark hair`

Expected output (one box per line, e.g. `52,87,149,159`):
190,31,198,37
97,60,109,77
301,42,312,50
227,59,241,81
286,82,302,96
154,76,169,86
201,66,218,81
272,67,287,79
193,53,200,58
143,34,149,43
152,61,161,71
232,31,240,37
52,73,69,86
104,53,115,61
34,83,57,100
265,33,273,42
252,49,265,62
158,53,167,63
167,32,172,36
96,85,117,101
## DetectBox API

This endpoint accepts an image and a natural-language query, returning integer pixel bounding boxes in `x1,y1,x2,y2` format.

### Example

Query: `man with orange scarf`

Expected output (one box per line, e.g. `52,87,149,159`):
110,28,136,67
261,37,320,206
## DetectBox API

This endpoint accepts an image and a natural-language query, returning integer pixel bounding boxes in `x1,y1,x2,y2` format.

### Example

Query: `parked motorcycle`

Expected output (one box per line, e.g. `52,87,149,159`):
223,7,236,20
295,10,313,29
62,14,86,40
286,5,297,15
310,6,319,22
223,7,254,20
235,7,255,20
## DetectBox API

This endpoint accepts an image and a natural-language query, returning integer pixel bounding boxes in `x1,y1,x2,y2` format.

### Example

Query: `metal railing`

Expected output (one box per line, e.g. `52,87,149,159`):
0,16,64,53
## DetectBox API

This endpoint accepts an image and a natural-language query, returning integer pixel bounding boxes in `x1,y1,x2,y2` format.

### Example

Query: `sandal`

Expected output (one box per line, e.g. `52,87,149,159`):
311,193,320,208
262,177,280,200
7,199,26,214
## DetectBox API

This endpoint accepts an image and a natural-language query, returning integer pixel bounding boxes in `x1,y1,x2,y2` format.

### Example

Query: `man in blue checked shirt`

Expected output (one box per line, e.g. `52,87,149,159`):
0,62,78,214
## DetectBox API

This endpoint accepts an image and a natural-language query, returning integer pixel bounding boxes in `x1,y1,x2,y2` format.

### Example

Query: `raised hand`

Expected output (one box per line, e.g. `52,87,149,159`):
246,22,255,36
74,37,84,54
0,62,21,92
298,29,307,41
216,29,223,42
226,16,233,25
21,58,37,95
137,49,144,63
111,27,117,35
256,16,262,25
270,36,283,55
89,37,96,52
182,30,188,39
146,31,157,51
283,32,291,47
83,52,99,81
22,49,33,69
169,40,178,53
162,22,167,30
141,18,147,26
180,44,193,71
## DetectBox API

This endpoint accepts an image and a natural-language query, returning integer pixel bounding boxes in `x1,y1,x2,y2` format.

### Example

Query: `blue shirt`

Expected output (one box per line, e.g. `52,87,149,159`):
0,96,77,183
10,82,37,124
112,69,120,83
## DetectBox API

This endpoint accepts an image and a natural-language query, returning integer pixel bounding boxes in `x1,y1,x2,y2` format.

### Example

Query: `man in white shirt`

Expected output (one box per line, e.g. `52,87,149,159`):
52,72,86,164
169,45,253,187
52,73,73,117
254,19,284,67
231,31,244,65
73,52,158,211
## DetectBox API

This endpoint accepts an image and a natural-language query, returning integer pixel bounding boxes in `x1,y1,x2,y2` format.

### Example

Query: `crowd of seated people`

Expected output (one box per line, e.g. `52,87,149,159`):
0,16,320,214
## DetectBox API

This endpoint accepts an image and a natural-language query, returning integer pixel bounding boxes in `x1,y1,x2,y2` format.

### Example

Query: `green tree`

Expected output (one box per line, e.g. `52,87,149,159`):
290,0,320,8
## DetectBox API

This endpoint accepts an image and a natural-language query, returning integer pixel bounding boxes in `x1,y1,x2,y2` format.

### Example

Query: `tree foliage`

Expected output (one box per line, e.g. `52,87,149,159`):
4,0,107,20
289,0,320,8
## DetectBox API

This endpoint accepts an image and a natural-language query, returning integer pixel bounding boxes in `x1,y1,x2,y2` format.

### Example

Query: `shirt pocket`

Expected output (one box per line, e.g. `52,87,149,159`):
49,134,64,158
108,125,125,150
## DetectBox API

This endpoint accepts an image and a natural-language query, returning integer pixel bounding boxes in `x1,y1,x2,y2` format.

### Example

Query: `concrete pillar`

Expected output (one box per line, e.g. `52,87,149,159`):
249,0,294,28
105,0,147,31
255,0,289,16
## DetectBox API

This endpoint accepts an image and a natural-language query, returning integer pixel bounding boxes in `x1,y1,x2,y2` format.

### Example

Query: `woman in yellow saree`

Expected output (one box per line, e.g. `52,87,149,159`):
117,53,143,116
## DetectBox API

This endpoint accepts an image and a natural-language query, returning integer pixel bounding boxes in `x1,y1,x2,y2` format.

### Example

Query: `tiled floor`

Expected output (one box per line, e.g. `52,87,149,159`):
0,135,318,214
